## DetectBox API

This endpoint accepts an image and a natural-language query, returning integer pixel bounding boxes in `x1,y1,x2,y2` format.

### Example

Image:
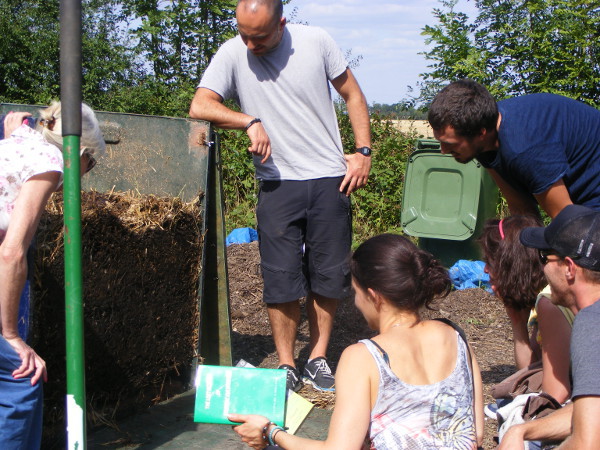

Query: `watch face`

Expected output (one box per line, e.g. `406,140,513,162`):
356,146,372,156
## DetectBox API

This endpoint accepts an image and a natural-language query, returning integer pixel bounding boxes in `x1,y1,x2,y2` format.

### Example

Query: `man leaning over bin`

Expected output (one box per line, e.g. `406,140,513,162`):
428,79,600,219
189,0,371,392
496,205,600,449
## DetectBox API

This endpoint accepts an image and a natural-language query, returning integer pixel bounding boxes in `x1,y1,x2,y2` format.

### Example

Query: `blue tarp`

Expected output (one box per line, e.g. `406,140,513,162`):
226,227,258,246
449,259,492,293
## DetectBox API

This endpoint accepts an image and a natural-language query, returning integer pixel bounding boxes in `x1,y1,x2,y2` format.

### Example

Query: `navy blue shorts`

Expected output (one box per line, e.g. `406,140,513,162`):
256,177,352,304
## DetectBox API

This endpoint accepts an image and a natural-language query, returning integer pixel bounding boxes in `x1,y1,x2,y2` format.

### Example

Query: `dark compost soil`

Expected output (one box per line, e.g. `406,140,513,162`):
228,241,516,449
33,191,203,447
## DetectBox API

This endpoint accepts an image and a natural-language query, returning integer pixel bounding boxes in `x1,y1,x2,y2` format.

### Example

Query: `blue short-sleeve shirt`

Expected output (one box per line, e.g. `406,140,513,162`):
477,94,600,210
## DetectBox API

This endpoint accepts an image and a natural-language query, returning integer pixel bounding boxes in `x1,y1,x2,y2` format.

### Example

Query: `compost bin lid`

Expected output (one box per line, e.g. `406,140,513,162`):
401,149,482,241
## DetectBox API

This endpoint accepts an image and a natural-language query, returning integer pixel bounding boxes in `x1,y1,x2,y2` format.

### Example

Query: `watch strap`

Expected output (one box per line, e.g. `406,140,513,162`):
355,146,372,156
244,117,261,131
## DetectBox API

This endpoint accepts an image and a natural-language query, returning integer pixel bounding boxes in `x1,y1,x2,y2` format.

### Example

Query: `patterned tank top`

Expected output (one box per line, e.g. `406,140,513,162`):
360,332,477,450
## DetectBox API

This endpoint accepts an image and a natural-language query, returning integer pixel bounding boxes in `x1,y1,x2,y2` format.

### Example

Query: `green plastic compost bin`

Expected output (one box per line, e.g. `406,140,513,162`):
0,103,232,371
401,138,498,267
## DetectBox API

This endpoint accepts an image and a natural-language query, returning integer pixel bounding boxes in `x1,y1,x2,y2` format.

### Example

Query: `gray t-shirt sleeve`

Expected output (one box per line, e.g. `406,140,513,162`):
319,28,348,81
571,300,600,398
198,39,239,101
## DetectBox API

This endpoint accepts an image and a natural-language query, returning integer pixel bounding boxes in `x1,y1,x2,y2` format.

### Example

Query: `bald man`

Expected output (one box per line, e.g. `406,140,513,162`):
190,0,371,392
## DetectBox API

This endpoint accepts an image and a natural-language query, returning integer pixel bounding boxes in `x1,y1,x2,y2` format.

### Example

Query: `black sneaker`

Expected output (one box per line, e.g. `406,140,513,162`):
278,364,302,392
302,357,335,392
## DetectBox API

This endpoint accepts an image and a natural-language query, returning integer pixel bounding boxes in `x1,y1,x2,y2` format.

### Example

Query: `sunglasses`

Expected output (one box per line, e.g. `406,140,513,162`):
82,150,97,174
538,249,560,265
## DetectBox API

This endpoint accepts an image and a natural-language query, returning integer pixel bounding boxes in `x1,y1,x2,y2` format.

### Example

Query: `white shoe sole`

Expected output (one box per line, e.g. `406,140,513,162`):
484,405,498,420
302,376,335,392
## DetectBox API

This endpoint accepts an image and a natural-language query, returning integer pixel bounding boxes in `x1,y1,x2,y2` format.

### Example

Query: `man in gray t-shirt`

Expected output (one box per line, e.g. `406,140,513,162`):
497,205,600,449
189,0,371,392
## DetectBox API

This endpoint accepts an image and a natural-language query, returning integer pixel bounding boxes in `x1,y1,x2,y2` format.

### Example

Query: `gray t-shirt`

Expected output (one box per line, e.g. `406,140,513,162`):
199,24,348,181
570,299,600,398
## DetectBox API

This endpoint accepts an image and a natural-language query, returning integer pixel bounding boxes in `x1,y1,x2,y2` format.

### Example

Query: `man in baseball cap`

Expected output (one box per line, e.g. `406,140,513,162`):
498,204,600,449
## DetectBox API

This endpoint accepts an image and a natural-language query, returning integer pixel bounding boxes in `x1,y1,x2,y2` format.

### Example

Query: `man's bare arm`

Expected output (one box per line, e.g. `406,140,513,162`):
189,88,271,163
189,88,251,129
330,68,371,195
558,397,600,449
497,403,573,449
534,179,573,219
487,168,540,217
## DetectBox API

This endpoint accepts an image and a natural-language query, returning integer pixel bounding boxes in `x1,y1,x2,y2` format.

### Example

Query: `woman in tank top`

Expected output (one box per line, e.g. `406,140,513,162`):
228,233,484,449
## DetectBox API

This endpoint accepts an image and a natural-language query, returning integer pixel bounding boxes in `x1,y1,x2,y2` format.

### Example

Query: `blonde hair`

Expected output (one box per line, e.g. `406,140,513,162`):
39,101,106,158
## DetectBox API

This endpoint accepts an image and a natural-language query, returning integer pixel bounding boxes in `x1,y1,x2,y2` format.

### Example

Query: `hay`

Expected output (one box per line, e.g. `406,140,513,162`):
31,190,204,444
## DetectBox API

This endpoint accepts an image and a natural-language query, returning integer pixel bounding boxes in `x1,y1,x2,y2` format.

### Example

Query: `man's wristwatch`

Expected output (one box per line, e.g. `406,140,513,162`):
355,146,372,156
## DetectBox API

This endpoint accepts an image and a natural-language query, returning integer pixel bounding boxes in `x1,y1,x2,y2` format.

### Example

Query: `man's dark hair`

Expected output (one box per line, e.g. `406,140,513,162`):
428,79,499,138
237,0,283,21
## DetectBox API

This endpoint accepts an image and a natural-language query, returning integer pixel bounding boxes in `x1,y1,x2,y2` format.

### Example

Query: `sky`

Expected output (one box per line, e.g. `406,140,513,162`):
283,0,478,105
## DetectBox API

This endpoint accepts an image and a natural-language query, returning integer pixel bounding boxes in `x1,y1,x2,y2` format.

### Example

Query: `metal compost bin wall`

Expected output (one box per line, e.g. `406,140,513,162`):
87,110,233,369
84,111,208,202
1,103,232,371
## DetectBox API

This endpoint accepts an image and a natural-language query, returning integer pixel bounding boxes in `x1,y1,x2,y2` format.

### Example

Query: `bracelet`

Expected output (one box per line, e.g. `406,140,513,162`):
244,117,261,131
268,425,286,446
261,421,275,442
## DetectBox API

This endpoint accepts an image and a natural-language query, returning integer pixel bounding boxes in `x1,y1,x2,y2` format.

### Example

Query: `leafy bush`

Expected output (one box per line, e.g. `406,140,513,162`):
219,129,258,230
219,112,420,247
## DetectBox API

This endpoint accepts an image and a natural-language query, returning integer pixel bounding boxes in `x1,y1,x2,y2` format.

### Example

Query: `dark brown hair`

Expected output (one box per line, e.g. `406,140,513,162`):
428,79,498,138
478,215,546,310
350,234,452,311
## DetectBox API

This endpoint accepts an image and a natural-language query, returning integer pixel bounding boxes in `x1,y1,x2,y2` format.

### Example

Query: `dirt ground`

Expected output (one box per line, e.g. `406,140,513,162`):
33,192,513,449
228,241,516,449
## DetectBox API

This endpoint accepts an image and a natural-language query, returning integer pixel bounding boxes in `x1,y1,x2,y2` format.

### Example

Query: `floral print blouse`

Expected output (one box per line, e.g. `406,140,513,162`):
0,124,63,242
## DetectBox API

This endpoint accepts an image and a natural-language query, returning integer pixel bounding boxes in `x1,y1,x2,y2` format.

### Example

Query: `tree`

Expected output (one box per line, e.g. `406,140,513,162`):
121,0,237,84
82,0,142,108
110,0,239,116
0,0,61,104
0,0,241,115
420,0,600,104
0,0,138,108
420,0,484,102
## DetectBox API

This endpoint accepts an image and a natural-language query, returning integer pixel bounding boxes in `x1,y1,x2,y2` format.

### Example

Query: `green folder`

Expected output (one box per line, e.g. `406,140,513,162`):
193,365,287,425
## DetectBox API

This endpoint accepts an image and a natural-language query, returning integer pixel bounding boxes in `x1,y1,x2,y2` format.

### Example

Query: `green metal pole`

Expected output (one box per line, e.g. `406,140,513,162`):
63,135,86,449
60,0,86,447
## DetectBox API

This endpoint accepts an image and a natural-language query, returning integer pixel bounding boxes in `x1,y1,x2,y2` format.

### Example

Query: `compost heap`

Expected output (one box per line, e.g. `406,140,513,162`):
31,190,203,436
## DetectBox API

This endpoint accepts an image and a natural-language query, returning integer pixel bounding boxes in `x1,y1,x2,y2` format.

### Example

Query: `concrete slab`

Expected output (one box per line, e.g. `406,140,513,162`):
88,389,331,449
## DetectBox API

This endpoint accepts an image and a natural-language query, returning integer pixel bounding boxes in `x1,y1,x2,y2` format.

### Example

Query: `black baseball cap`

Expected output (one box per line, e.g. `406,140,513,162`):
520,205,600,271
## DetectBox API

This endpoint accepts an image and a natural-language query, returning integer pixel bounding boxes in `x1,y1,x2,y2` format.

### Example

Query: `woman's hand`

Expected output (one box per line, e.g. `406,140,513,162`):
228,414,272,449
4,335,47,385
3,111,32,138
